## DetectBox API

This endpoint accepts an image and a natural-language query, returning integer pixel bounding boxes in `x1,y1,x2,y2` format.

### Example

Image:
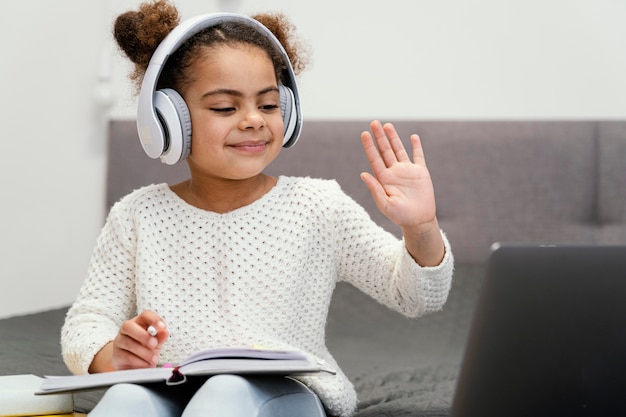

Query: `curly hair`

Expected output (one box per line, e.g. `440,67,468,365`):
113,0,310,94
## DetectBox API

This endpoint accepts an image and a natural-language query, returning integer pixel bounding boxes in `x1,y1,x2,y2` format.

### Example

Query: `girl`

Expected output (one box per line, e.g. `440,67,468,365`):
61,1,454,416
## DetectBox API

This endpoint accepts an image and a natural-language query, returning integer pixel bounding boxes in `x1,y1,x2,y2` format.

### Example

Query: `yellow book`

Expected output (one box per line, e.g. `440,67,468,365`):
7,415,77,417
11,415,75,417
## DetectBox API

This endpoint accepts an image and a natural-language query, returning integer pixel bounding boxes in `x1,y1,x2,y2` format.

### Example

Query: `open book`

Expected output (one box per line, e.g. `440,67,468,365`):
38,347,335,395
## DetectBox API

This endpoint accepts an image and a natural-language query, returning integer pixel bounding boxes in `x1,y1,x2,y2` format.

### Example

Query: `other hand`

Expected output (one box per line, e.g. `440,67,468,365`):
89,310,169,372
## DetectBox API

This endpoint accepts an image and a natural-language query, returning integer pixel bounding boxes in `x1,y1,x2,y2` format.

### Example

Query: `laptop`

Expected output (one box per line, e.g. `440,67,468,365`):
450,243,626,417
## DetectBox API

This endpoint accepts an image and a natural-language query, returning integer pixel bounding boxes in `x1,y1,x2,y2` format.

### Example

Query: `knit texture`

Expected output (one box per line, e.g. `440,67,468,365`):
62,176,454,417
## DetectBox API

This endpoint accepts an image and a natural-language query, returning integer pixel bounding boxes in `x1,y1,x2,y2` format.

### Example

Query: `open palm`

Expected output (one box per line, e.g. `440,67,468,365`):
360,121,437,230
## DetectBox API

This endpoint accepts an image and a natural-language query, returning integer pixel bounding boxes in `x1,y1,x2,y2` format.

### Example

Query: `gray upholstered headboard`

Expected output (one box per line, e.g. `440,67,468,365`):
107,120,626,263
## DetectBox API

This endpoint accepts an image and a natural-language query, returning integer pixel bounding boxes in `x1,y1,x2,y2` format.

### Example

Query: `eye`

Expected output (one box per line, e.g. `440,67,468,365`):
260,104,279,113
210,107,236,114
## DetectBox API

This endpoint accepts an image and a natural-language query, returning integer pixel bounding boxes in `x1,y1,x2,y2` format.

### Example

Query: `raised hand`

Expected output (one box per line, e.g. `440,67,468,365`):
360,120,444,266
360,120,437,230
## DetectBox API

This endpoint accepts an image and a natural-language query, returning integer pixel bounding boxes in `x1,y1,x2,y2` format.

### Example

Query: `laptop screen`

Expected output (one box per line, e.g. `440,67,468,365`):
450,244,626,417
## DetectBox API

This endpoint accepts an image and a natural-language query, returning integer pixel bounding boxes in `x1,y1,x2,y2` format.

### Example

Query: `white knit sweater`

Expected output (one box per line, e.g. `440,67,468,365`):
62,176,454,417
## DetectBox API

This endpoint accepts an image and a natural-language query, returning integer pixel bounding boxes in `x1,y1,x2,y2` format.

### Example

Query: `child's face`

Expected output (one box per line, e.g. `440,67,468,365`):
181,44,284,180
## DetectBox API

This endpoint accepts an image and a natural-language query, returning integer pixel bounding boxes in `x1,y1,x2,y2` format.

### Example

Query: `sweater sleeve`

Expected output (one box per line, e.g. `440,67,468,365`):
330,181,454,318
61,202,138,375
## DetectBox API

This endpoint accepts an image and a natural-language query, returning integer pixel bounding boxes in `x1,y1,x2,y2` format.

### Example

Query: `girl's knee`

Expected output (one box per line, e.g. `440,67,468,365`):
198,374,251,397
92,384,150,411
183,375,326,417
260,392,327,417
89,383,181,417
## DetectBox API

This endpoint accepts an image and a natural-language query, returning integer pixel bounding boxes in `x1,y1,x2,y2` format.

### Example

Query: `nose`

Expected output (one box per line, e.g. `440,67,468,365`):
239,107,265,131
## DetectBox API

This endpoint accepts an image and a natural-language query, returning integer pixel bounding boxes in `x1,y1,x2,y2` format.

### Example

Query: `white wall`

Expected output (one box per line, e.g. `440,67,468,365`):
1,0,625,319
0,1,110,319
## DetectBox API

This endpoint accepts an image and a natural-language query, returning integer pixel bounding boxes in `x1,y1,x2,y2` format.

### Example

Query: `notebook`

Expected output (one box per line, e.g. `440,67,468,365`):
450,243,626,417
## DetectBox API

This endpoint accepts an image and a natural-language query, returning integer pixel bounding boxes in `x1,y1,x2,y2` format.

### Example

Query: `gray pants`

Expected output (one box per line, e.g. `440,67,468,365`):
89,374,327,417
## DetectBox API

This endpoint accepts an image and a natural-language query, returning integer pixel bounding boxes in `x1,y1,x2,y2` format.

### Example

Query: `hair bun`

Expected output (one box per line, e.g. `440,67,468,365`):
113,0,180,84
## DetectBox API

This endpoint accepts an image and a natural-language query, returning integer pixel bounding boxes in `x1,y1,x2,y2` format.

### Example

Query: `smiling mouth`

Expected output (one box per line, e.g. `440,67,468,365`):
229,141,269,153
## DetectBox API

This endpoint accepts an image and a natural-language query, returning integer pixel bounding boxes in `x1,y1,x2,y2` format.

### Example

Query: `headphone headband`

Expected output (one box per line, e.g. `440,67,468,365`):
136,13,302,163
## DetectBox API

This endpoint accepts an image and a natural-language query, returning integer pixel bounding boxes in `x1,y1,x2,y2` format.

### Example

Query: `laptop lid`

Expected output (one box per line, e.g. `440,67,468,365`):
450,244,626,417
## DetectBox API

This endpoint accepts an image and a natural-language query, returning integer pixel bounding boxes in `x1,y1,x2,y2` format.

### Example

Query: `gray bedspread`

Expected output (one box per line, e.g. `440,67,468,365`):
0,264,484,416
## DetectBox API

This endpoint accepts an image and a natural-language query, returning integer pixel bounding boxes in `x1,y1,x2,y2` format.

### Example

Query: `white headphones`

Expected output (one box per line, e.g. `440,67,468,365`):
136,13,302,165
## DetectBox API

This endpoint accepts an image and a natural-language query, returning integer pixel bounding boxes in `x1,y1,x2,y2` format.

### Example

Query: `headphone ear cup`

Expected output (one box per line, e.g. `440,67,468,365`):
279,84,298,148
153,88,192,165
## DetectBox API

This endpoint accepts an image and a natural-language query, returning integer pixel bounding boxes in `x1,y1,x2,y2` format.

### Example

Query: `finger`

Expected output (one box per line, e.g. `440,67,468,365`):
361,130,387,178
382,123,411,163
360,172,388,212
115,322,160,368
119,312,168,359
410,134,427,167
136,310,169,346
114,343,154,368
369,120,398,168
